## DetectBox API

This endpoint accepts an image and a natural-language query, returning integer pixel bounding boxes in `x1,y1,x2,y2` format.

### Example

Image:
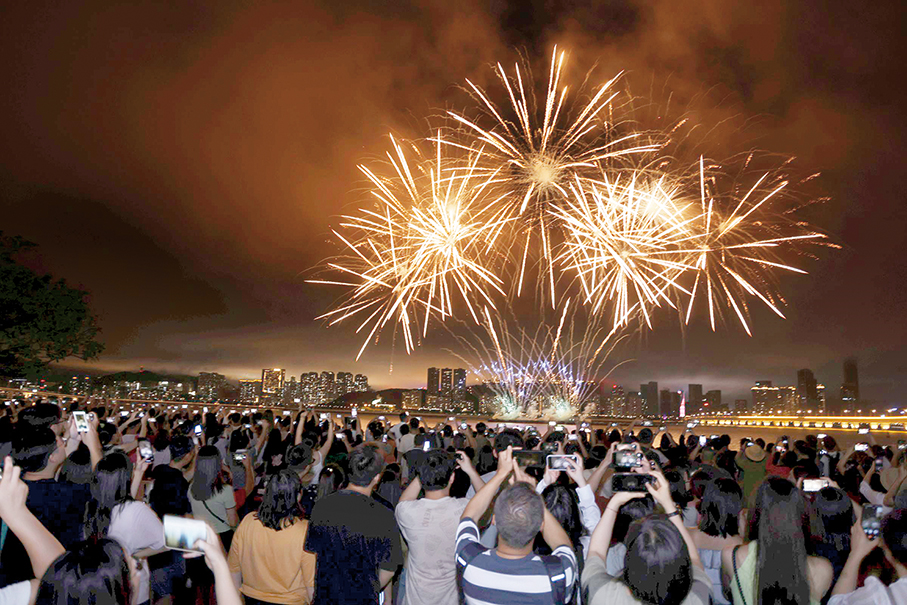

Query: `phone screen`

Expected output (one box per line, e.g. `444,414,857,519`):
163,515,208,552
699,436,707,447
862,505,884,538
73,411,89,433
855,443,869,452
547,454,578,471
138,441,154,462
422,441,431,452
802,479,829,492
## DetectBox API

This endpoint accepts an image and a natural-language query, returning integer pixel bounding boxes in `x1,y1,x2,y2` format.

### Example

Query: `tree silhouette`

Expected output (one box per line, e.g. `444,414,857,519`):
0,232,104,377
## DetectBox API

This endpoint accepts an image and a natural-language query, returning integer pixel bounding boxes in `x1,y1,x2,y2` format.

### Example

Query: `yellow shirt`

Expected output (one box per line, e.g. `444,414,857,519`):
227,513,316,604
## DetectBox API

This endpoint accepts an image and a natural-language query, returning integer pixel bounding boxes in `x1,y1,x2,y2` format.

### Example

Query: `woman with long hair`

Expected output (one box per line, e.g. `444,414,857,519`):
300,463,347,519
83,452,164,605
721,477,833,605
188,446,238,548
687,478,744,604
810,486,854,592
227,470,316,604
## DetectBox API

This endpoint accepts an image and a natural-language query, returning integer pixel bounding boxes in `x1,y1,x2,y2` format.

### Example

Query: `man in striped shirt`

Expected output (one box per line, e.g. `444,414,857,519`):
456,446,578,604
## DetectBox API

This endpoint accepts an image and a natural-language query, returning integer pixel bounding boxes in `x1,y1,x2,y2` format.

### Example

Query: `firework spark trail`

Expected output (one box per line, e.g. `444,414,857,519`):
444,46,663,301
307,135,515,359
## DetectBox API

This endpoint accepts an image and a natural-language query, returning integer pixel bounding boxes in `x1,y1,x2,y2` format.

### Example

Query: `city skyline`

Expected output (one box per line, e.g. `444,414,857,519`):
3,3,906,405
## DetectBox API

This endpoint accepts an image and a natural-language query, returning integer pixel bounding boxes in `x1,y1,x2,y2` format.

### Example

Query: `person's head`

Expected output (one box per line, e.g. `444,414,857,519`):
637,428,654,445
348,445,385,488
748,477,811,604
493,482,544,548
18,403,63,435
228,412,241,425
623,517,692,605
409,417,419,430
399,423,410,437
85,452,133,536
542,484,582,550
13,426,65,474
36,538,136,605
881,508,907,568
399,412,408,422
493,429,524,454
286,444,313,475
190,446,226,501
258,470,303,530
316,463,347,501
417,449,456,491
699,478,743,538
664,470,693,508
812,487,854,551
59,445,94,485
169,435,193,465
475,422,486,434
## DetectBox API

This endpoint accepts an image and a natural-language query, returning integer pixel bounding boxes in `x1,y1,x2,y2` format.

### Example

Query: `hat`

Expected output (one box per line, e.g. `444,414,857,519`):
286,443,313,472
745,444,767,463
880,467,900,492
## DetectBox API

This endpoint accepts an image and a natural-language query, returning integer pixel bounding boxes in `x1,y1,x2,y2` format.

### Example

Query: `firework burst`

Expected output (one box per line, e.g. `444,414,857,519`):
308,135,514,358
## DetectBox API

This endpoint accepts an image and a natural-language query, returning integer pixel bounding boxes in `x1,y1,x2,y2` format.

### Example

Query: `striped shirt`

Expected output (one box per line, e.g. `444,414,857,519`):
455,517,577,604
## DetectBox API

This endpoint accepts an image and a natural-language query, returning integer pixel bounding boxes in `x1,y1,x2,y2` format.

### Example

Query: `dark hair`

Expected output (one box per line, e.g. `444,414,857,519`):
190,446,227,501
169,435,193,462
348,445,385,487
257,470,302,530
539,484,584,575
812,487,854,552
623,517,692,605
494,482,543,548
18,404,62,431
13,427,58,473
613,495,656,544
316,464,347,501
399,423,410,436
664,470,693,507
699,478,742,538
493,429,524,453
59,445,94,485
84,452,132,538
417,449,456,491
637,428,654,444
35,539,132,605
882,508,907,566
748,477,811,605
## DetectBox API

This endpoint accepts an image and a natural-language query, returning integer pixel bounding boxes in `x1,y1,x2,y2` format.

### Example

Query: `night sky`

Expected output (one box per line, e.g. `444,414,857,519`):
2,1,906,405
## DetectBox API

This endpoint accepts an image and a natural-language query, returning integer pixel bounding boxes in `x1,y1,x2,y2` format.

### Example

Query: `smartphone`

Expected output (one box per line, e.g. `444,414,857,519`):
459,422,468,431
163,515,208,552
699,436,708,447
378,416,385,421
232,450,247,463
862,505,884,538
382,434,388,443
319,413,328,421
855,443,869,452
282,411,291,416
568,434,578,441
351,408,357,417
73,411,89,433
120,411,129,417
422,440,431,452
513,450,546,469
612,473,655,492
203,407,208,414
613,448,644,469
181,404,188,409
138,440,154,463
817,433,827,439
541,441,558,455
775,445,786,452
875,458,884,472
802,478,830,492
555,425,565,432
549,421,557,427
547,454,579,471
193,425,203,437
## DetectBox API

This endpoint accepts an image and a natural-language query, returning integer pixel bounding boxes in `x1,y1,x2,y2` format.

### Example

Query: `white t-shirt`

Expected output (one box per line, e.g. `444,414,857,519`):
0,580,30,605
389,422,407,442
395,497,469,605
108,501,165,605
398,433,416,455
828,576,907,605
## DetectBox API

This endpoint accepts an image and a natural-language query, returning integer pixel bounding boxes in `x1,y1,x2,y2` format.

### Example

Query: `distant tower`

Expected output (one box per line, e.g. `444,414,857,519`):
841,358,859,408
797,369,818,410
427,367,440,394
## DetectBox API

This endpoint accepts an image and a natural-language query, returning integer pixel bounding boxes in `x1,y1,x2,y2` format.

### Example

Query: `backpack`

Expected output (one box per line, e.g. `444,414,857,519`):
456,540,569,605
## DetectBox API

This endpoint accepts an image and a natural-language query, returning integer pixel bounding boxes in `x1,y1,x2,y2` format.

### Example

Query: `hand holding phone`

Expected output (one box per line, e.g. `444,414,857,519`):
861,505,884,538
163,515,209,552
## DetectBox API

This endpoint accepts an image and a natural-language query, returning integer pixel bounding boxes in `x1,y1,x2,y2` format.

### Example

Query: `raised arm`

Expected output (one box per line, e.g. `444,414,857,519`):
316,421,334,460
455,451,485,494
645,470,703,571
832,520,878,596
399,476,422,503
540,506,571,551
588,443,616,495
588,491,643,561
0,457,65,600
462,447,512,521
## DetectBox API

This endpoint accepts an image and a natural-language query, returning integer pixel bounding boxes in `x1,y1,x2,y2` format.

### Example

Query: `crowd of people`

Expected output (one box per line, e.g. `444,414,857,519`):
0,399,904,605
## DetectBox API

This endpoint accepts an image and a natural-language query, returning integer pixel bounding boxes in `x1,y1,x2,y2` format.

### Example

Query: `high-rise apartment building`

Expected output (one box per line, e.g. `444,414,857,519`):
606,384,626,416
797,369,818,409
354,374,369,392
427,367,440,394
336,372,354,396
69,375,93,397
705,390,722,411
625,390,643,416
453,368,467,401
318,372,335,404
688,384,703,412
239,379,261,404
640,382,658,415
261,368,285,396
300,372,319,402
751,381,778,414
198,372,226,400
841,358,859,408
440,368,453,396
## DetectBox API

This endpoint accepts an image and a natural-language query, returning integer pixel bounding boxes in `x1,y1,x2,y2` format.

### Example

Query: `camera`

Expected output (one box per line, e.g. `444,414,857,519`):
613,449,644,469
612,473,655,492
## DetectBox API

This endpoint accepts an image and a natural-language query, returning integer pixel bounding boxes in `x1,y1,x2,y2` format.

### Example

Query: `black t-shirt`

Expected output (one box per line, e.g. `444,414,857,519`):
305,489,403,604
0,478,92,587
